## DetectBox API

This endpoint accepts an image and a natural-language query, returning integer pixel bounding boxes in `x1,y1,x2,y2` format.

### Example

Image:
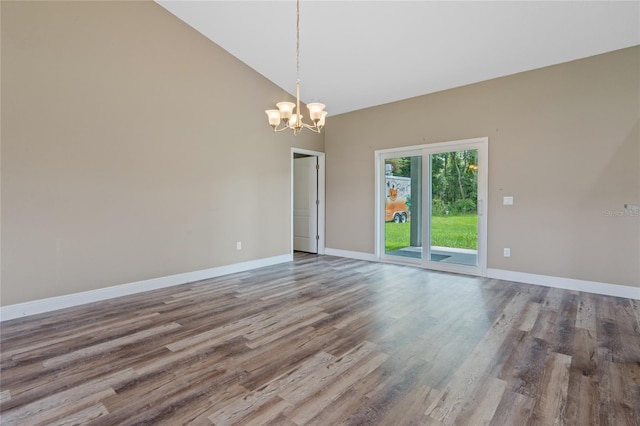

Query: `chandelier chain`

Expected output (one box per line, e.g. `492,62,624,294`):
296,0,300,83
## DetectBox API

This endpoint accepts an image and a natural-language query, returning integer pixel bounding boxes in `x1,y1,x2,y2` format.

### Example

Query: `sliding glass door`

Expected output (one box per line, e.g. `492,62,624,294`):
378,138,487,276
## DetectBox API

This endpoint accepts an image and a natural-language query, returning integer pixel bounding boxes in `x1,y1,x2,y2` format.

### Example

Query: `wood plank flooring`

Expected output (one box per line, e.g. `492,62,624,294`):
1,254,639,425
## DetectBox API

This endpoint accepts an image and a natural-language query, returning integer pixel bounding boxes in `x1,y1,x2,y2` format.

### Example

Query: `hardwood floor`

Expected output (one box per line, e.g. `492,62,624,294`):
1,254,639,425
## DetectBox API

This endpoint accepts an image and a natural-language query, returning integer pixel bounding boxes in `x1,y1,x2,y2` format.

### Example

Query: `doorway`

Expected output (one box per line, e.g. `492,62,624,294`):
292,148,325,255
377,138,487,276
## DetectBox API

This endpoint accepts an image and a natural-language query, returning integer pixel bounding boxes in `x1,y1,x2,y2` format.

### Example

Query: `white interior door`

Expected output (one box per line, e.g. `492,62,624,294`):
294,156,318,253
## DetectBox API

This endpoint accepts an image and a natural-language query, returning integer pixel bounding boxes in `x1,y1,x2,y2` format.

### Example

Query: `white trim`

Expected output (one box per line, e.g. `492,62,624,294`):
326,251,639,300
325,248,378,262
487,268,640,300
291,148,326,255
375,152,382,258
4,253,635,322
416,260,485,277
376,137,488,155
0,254,293,322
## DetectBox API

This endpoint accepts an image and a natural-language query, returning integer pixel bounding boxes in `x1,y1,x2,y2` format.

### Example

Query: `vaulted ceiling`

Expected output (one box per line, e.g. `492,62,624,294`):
156,1,640,115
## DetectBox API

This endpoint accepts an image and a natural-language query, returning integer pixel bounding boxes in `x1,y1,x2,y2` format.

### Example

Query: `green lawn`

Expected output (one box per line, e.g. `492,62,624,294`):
385,215,477,252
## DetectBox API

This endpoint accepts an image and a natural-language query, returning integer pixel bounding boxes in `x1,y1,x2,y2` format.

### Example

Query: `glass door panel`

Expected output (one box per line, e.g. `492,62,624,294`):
383,155,422,260
428,149,478,266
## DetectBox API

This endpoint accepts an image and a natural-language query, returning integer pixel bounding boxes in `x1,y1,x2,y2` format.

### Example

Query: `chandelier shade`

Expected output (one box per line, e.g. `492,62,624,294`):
265,0,326,135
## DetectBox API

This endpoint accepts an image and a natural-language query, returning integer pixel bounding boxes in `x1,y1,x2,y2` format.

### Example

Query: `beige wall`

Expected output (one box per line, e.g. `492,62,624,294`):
325,47,640,288
2,2,637,307
1,1,323,305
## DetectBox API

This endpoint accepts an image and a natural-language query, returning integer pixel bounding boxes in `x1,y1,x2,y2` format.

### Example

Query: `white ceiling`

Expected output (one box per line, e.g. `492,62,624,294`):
156,1,640,116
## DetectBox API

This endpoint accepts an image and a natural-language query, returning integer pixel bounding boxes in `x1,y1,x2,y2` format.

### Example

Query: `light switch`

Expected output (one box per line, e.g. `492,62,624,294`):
503,196,514,205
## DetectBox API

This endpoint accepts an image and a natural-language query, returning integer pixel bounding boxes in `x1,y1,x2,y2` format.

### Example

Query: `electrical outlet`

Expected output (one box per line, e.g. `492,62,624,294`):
236,241,242,250
504,248,511,257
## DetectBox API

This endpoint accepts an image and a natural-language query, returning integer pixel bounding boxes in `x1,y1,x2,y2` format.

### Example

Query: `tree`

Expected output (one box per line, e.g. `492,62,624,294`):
385,157,411,177
387,150,478,215
432,150,478,215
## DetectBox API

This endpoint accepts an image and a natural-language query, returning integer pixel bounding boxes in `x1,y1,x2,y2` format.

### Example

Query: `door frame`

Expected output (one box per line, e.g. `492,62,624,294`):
291,148,325,255
375,137,488,276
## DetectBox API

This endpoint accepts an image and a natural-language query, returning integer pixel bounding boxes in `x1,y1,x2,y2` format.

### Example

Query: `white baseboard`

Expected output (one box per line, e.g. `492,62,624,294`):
487,268,640,300
3,253,636,322
325,249,639,300
324,248,378,262
0,254,293,322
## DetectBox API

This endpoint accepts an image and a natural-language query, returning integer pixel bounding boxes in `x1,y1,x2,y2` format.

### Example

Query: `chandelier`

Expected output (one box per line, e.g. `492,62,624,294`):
265,0,327,135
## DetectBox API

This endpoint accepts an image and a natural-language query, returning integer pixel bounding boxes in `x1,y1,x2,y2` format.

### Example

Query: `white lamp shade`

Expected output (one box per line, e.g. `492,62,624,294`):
276,102,295,120
307,103,325,121
317,111,328,127
265,109,281,126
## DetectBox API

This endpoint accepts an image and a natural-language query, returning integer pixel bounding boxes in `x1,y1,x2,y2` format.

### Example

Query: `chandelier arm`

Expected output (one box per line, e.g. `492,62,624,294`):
272,123,292,133
270,119,321,134
301,122,321,133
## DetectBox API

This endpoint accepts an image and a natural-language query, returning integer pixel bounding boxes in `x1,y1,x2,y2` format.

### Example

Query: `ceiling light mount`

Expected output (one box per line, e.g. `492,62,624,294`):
265,0,326,135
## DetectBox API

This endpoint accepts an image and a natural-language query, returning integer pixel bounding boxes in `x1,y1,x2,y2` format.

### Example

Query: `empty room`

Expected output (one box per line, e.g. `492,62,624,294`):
1,1,639,425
